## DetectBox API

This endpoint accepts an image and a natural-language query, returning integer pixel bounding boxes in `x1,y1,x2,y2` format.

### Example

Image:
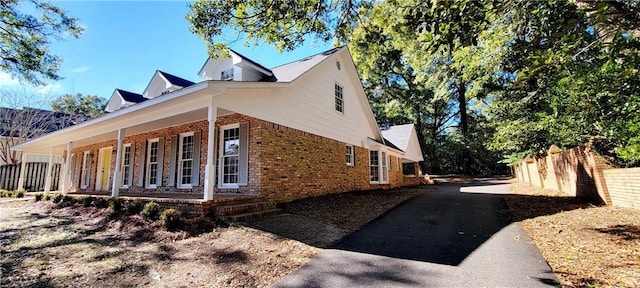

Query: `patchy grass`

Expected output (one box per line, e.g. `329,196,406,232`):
506,181,640,287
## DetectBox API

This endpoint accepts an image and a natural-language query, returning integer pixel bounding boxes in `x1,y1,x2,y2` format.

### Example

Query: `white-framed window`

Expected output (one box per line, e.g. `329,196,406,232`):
346,145,354,166
370,150,389,184
370,150,379,182
335,83,344,113
221,68,234,81
381,151,388,183
178,132,195,188
81,151,92,189
220,125,240,187
121,144,132,188
146,138,160,188
397,157,401,171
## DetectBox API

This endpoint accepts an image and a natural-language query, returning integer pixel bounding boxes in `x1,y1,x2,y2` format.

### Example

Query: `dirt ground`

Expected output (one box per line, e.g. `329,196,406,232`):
506,181,640,288
0,187,424,287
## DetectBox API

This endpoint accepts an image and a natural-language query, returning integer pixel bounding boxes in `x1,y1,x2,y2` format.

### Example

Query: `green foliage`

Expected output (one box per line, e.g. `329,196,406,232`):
15,191,24,198
79,196,95,207
34,193,43,202
109,198,123,214
160,209,182,231
42,193,51,201
94,197,108,208
52,193,63,203
124,200,143,215
188,0,640,170
141,202,161,220
51,93,107,119
0,0,83,85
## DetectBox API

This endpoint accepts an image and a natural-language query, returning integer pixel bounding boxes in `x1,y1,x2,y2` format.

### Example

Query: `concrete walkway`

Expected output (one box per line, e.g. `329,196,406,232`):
275,179,559,287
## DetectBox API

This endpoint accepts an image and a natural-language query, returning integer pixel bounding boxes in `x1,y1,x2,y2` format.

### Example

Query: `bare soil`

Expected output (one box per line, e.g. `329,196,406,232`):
0,187,425,287
505,181,640,288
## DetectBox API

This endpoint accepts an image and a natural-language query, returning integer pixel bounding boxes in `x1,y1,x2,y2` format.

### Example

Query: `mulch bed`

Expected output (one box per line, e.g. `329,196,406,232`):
505,181,640,287
1,186,429,287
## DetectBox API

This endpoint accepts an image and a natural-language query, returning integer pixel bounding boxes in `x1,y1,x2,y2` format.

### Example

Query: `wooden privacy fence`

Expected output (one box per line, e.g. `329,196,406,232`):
0,162,61,191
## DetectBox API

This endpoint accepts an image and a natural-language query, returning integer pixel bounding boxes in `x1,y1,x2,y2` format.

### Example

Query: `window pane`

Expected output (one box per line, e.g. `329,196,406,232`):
370,151,379,182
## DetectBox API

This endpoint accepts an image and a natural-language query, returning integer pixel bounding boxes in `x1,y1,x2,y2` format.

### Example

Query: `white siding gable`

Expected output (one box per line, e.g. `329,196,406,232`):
105,91,125,112
143,72,174,99
199,51,271,81
209,48,382,147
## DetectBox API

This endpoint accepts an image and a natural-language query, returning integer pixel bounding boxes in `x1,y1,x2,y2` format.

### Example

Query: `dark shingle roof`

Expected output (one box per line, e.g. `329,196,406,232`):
116,89,146,103
157,71,195,88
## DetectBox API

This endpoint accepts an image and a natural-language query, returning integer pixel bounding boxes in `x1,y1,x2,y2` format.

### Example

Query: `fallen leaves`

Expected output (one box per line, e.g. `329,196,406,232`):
506,181,640,288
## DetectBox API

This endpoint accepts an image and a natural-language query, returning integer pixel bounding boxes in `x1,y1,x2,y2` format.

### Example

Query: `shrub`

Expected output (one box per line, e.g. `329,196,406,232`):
34,193,43,202
160,209,182,231
15,191,24,198
79,196,95,207
52,194,63,203
125,200,143,215
94,197,108,208
109,198,123,214
141,202,161,220
42,194,51,201
0,190,7,197
62,195,74,203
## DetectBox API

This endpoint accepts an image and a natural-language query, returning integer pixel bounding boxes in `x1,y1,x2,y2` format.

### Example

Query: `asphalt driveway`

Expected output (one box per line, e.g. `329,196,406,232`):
275,179,559,287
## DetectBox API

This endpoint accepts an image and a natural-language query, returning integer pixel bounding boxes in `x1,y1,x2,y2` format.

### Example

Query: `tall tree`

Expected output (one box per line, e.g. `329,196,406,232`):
0,0,83,85
51,93,106,119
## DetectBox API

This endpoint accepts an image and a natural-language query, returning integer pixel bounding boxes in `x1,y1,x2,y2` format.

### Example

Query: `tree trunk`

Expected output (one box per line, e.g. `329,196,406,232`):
458,80,471,175
414,104,427,173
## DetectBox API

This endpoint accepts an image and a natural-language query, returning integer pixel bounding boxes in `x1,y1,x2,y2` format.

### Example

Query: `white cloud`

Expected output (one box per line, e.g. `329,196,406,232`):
34,82,63,95
0,72,21,88
71,66,90,73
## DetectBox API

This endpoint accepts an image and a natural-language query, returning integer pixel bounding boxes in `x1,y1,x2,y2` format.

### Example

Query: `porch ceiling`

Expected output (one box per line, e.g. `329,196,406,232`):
13,83,216,154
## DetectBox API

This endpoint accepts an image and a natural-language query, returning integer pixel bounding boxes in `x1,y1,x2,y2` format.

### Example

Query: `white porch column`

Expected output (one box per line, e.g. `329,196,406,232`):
61,142,72,194
111,128,125,197
17,153,27,191
44,146,54,193
204,104,217,201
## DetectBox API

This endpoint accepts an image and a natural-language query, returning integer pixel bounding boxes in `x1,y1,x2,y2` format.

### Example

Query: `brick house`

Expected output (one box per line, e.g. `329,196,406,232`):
13,47,424,205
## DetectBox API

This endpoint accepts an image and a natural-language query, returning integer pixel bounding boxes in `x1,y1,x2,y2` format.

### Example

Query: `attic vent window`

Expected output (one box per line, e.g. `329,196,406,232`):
336,61,341,70
161,90,171,95
221,68,234,81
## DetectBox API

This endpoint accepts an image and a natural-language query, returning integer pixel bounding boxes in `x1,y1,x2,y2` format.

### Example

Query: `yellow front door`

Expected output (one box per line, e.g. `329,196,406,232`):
98,148,112,191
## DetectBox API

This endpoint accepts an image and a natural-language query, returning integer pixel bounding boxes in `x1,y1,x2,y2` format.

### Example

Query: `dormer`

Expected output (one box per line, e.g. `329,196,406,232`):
142,70,195,99
105,89,146,112
198,49,274,82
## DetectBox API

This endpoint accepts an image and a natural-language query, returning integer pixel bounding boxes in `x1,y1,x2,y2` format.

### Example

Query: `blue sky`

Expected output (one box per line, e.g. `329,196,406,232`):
0,1,332,108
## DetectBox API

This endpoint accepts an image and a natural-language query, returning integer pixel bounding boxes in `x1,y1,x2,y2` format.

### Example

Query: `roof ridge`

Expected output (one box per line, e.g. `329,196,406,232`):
157,70,195,86
270,46,343,69
228,48,273,73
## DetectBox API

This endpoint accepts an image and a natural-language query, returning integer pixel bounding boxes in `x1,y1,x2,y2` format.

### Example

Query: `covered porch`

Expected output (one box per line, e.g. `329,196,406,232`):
12,82,243,202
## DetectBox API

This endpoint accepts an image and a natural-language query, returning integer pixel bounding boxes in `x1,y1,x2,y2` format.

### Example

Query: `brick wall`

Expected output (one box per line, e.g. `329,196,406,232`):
603,168,640,209
68,112,408,204
515,145,640,208
70,121,208,195
250,115,401,203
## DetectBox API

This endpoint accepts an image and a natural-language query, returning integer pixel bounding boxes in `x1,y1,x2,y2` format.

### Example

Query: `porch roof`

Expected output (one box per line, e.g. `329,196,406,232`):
12,81,212,154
